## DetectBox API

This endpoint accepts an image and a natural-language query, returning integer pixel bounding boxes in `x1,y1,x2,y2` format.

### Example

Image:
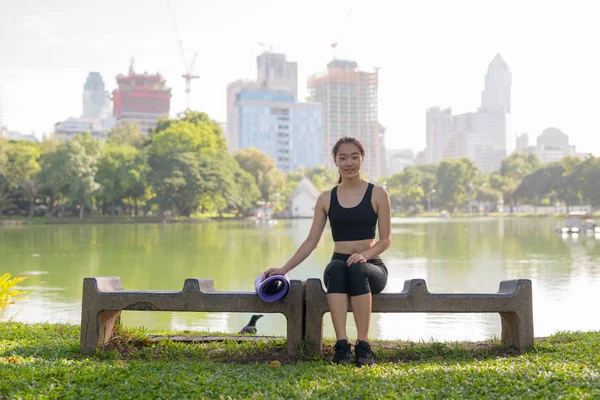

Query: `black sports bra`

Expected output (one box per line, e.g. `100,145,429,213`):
328,183,378,242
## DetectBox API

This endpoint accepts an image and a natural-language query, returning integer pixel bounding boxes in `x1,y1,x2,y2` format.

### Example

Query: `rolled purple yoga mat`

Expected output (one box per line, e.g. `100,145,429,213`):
255,274,290,302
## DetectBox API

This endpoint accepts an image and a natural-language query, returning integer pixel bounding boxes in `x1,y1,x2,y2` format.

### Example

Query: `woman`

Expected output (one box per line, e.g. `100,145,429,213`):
262,136,392,366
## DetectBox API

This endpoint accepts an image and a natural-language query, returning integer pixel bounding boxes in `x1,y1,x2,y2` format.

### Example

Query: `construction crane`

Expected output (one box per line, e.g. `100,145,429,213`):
167,0,199,109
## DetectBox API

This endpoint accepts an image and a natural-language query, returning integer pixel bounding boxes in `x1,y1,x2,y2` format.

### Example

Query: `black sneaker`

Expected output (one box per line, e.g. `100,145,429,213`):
332,339,353,365
354,340,374,367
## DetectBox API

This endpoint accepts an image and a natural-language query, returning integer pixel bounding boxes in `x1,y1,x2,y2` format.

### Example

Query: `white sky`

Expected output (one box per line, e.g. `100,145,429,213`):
1,0,599,154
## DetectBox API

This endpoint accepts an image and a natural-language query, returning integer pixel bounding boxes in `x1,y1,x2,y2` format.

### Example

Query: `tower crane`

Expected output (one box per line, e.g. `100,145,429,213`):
167,0,198,109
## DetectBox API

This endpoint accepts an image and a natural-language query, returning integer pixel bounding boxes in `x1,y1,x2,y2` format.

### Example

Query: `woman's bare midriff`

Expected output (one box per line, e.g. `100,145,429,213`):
333,239,376,256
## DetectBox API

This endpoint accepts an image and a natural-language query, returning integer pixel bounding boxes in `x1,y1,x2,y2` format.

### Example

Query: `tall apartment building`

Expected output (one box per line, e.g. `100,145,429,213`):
226,52,298,153
226,79,258,152
425,54,511,172
226,52,323,172
112,63,171,134
308,59,384,179
256,52,298,99
235,88,322,173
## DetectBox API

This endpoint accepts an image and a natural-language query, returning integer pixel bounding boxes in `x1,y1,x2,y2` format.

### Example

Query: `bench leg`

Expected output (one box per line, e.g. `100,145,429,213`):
304,309,325,354
500,311,534,352
80,309,121,354
285,313,303,357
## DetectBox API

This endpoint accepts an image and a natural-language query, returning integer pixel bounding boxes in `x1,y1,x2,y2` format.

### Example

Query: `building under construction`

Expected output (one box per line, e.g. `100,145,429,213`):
112,63,172,133
308,59,385,179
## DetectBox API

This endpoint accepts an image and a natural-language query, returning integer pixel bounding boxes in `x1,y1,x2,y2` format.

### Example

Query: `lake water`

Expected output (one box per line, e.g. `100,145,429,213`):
1,217,599,342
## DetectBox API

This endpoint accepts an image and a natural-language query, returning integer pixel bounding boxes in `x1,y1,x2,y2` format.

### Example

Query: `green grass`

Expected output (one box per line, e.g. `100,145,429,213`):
0,323,598,399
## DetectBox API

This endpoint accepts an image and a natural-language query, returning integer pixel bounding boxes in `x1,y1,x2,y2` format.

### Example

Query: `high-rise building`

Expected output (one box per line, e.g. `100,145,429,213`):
481,54,512,113
514,128,579,162
226,79,258,152
515,133,529,153
425,54,512,172
535,127,575,163
83,72,111,118
425,106,453,164
387,149,414,175
54,72,116,141
308,59,383,179
235,88,322,173
257,52,298,99
112,63,171,134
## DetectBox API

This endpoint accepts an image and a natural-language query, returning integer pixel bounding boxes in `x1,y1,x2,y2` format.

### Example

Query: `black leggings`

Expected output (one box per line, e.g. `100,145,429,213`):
323,252,388,297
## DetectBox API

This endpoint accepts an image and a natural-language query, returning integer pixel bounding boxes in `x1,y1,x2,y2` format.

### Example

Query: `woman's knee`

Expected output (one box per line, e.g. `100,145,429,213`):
323,260,348,293
346,263,370,296
347,262,388,296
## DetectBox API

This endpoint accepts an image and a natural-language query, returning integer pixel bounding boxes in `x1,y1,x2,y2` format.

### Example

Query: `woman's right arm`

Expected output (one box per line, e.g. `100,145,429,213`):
262,192,329,280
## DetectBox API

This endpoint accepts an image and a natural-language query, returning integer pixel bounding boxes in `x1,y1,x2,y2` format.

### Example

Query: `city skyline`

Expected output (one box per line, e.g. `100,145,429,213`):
1,0,599,155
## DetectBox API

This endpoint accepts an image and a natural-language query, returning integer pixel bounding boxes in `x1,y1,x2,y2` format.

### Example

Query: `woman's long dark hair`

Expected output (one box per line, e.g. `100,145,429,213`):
332,136,366,184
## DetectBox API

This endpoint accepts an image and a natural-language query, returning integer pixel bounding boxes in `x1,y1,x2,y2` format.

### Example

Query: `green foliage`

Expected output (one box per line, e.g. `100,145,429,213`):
2,140,42,189
96,143,149,215
62,132,102,217
106,122,145,147
436,158,479,212
37,146,70,216
234,147,285,202
0,273,28,311
305,166,338,192
386,167,425,212
0,323,599,398
150,110,226,156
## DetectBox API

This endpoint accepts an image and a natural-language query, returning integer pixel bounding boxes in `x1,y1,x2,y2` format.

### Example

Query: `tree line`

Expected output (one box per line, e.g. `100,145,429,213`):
1,110,599,218
383,153,600,213
0,111,339,219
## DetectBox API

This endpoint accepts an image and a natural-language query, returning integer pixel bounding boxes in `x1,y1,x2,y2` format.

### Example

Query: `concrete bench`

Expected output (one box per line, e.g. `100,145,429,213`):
304,278,534,353
80,277,304,356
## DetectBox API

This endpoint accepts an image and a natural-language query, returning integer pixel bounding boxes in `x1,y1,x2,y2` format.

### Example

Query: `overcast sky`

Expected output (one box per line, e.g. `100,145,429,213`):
1,0,599,154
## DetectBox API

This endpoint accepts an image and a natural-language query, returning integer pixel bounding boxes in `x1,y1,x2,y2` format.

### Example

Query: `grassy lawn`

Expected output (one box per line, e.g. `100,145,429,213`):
0,323,598,399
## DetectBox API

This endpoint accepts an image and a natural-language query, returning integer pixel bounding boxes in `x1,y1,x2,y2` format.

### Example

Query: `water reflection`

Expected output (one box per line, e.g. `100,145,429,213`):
1,217,599,342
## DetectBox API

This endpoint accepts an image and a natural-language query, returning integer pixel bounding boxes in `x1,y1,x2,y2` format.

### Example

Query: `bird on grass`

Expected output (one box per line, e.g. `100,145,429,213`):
239,314,263,334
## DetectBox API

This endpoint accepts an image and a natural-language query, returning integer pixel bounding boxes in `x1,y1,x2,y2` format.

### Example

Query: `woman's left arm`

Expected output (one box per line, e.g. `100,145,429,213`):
361,186,392,260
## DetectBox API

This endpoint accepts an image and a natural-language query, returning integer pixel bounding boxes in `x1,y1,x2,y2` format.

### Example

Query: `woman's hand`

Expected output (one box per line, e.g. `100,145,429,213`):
262,267,287,281
346,253,367,266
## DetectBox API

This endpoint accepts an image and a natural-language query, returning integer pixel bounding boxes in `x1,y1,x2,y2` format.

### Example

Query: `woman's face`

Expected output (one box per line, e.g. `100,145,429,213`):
334,143,363,180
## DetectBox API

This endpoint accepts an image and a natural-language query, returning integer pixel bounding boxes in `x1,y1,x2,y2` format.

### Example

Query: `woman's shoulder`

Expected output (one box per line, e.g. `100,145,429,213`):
318,189,333,202
370,184,389,198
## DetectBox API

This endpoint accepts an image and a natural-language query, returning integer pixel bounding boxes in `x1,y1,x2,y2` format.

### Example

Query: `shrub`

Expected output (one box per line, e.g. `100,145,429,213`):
0,273,28,312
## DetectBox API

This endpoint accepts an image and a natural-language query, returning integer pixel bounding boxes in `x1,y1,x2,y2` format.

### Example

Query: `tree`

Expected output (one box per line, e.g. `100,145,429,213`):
305,166,338,192
106,122,145,147
96,143,148,216
234,147,285,202
198,153,260,216
436,158,478,212
62,132,102,218
150,110,226,155
148,151,206,217
385,167,425,212
554,156,583,212
3,141,42,190
147,111,228,216
497,152,541,211
37,148,70,218
569,155,600,210
1,141,42,216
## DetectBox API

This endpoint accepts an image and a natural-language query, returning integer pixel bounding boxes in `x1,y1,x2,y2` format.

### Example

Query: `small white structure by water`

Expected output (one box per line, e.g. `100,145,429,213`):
287,177,320,218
